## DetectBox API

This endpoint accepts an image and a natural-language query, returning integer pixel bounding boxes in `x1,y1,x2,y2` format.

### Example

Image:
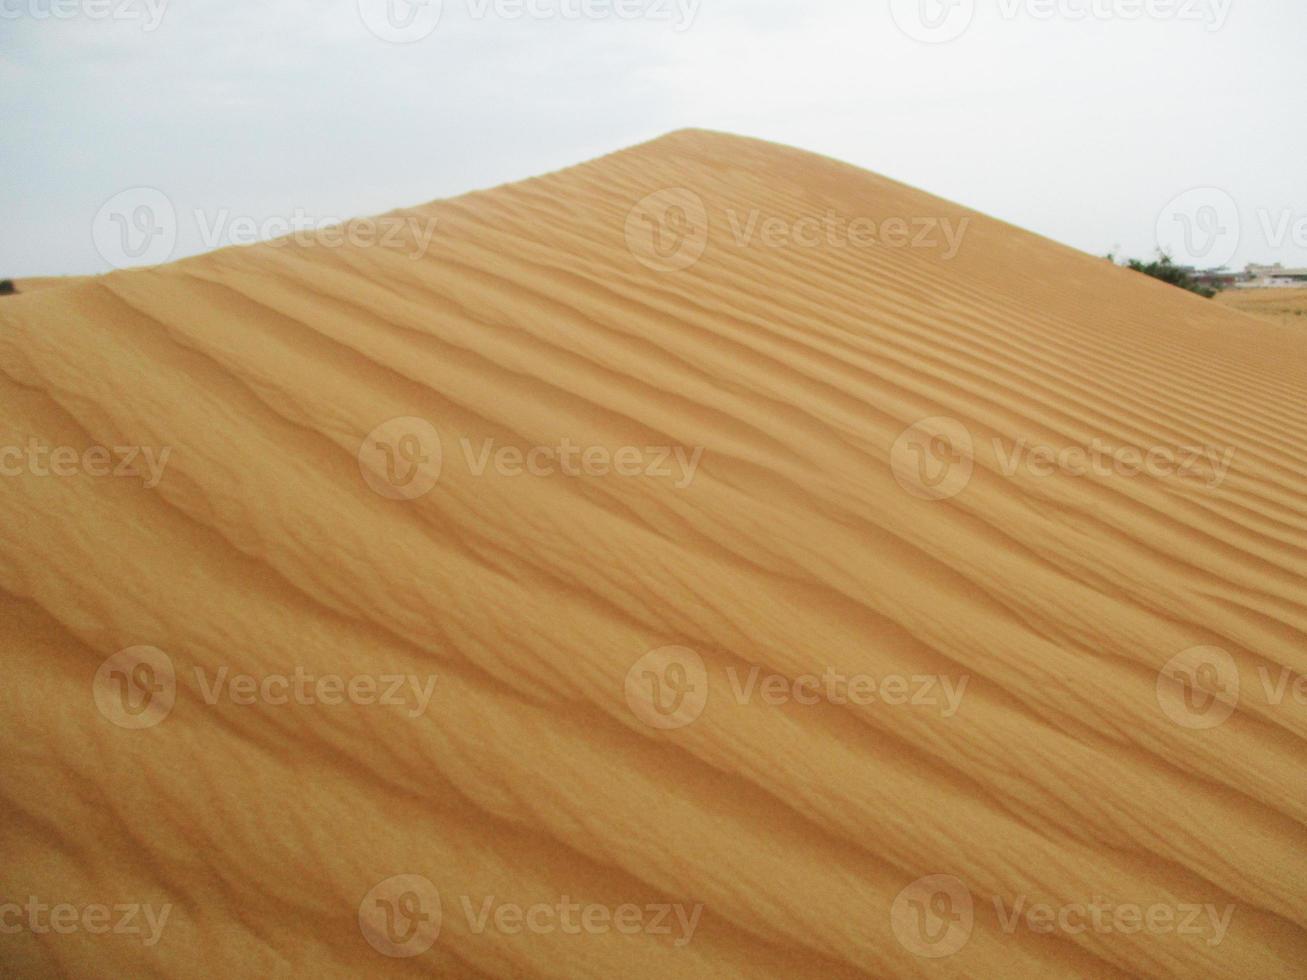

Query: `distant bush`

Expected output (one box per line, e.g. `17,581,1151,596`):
0,279,14,296
1106,251,1219,299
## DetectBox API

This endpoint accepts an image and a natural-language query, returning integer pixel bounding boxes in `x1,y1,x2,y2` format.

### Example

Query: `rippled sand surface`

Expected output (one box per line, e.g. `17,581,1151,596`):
2,130,1304,978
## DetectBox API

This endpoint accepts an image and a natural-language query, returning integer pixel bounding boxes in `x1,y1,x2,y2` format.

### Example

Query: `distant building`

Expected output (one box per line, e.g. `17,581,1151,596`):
1183,267,1246,289
1240,263,1307,288
1177,264,1307,290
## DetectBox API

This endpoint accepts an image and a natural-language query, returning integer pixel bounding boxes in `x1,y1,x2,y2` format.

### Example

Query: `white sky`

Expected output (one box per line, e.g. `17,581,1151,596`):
1,0,1304,275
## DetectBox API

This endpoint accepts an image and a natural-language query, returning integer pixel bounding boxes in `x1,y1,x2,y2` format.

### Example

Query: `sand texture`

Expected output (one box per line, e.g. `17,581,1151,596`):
1217,287,1307,329
1,131,1304,978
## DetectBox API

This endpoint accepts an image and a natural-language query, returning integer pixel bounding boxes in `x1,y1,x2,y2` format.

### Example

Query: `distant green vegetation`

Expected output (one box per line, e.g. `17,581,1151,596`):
0,279,14,296
1106,251,1220,299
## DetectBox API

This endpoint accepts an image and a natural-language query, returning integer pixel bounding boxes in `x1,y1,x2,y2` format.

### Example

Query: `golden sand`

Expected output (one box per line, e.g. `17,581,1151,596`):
1,131,1304,977
1216,287,1307,329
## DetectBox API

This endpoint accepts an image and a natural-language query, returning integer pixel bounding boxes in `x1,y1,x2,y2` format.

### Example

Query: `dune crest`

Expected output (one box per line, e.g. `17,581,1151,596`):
1,130,1304,978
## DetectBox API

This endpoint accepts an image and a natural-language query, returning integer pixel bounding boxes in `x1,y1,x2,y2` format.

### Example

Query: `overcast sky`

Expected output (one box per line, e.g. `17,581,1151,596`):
2,0,1304,276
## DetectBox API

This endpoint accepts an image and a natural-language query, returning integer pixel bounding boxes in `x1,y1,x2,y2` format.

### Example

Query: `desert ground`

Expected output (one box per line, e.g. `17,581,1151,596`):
0,131,1304,978
1216,287,1307,329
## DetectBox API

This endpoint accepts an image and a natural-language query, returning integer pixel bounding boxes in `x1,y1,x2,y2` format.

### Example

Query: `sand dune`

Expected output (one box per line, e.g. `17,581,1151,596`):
1,130,1304,978
1217,287,1307,330
8,276,97,295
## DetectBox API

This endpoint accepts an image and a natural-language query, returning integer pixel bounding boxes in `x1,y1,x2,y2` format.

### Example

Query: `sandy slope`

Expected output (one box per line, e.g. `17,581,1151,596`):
0,130,1304,978
8,276,98,295
1217,287,1307,329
